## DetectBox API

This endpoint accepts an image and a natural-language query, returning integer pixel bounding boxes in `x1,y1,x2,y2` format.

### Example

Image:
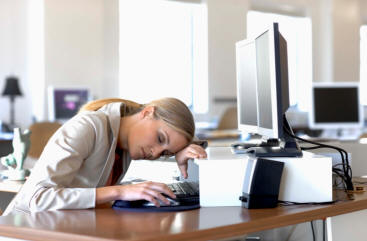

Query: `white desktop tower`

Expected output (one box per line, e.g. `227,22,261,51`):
187,147,332,207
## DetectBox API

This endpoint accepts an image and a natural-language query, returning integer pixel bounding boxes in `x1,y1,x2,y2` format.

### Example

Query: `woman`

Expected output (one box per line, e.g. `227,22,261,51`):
9,97,207,213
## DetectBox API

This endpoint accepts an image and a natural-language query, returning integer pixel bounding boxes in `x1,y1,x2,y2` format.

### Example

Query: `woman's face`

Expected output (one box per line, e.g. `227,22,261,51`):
127,110,189,160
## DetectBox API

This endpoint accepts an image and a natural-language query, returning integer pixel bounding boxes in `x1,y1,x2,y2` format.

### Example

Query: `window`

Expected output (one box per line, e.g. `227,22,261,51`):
119,0,208,113
247,11,312,111
361,25,367,105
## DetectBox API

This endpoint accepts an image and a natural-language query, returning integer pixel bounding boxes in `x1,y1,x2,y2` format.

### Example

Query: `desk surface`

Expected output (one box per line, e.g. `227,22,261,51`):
0,179,23,193
0,190,366,241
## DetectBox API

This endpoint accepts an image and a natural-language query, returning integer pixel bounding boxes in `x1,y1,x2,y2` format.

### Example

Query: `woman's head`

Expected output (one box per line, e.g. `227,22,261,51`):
80,97,195,159
80,97,195,142
126,98,195,160
144,98,195,143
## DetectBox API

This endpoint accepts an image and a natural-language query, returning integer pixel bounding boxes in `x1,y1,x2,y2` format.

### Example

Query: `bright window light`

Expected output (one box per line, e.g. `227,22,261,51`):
119,0,208,113
360,26,367,105
247,11,312,111
28,0,45,121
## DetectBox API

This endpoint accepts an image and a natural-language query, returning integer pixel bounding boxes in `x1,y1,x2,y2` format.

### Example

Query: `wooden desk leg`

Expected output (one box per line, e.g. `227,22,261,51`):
327,209,367,241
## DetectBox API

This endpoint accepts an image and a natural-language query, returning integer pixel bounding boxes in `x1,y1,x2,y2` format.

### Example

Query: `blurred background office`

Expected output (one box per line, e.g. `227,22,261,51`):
0,0,367,137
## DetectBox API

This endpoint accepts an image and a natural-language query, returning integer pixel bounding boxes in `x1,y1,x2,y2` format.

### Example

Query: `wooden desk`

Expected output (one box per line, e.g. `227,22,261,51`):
0,179,23,193
0,190,366,241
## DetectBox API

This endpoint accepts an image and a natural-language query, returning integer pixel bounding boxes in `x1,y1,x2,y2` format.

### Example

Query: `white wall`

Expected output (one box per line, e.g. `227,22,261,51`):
205,0,249,118
43,0,119,120
205,0,364,119
332,0,360,82
0,0,367,127
0,0,32,129
0,0,119,127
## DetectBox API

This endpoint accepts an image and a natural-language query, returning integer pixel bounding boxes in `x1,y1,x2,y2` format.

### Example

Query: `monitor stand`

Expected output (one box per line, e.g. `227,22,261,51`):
232,116,303,157
231,138,279,152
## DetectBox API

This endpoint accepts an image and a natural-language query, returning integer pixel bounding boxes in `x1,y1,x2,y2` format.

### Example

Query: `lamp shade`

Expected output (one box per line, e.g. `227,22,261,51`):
2,76,22,97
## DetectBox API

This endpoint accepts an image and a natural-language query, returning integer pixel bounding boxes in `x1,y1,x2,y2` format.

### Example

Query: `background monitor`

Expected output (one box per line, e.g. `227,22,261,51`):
48,86,91,122
309,82,363,130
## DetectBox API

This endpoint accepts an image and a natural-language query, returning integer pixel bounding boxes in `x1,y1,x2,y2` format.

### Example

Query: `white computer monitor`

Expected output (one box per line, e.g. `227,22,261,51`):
236,23,290,139
234,23,301,157
309,82,363,130
254,23,290,140
48,86,91,122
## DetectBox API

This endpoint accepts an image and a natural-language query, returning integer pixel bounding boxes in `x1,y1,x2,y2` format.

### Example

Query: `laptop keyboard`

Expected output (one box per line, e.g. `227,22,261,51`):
112,181,200,210
168,181,199,202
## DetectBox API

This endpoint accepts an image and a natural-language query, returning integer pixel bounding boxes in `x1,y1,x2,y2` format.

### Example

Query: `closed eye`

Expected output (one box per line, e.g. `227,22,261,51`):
158,131,168,145
162,150,173,156
158,133,165,144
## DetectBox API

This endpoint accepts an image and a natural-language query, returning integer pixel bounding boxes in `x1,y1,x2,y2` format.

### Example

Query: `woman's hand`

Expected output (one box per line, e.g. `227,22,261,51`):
96,181,176,207
175,144,207,179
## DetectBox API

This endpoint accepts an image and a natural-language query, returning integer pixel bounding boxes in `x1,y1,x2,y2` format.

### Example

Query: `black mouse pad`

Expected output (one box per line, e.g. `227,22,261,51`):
112,199,200,212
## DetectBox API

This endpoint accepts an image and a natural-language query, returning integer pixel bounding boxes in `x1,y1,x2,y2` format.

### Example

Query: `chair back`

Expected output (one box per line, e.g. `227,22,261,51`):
217,107,238,130
28,122,62,159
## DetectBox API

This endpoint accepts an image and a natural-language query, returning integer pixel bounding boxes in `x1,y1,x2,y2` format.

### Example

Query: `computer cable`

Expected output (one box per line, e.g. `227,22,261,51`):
289,138,352,191
301,145,351,181
302,145,350,190
283,125,354,191
310,221,315,241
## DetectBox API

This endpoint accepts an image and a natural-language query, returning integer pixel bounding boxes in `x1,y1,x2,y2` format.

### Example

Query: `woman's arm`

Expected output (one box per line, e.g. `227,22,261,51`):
14,113,102,212
96,181,176,207
175,143,207,179
96,144,207,207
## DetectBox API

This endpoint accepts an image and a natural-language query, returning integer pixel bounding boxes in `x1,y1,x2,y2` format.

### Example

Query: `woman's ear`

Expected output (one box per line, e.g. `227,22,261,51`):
140,106,155,119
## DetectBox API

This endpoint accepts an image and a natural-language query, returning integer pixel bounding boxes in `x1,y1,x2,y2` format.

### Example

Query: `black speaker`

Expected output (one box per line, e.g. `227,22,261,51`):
239,157,284,209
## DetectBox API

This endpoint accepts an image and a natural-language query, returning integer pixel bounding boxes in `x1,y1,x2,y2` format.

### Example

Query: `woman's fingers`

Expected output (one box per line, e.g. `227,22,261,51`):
176,144,207,163
188,149,207,158
178,162,188,179
142,181,176,199
175,144,208,178
118,182,175,207
186,144,208,158
142,189,170,206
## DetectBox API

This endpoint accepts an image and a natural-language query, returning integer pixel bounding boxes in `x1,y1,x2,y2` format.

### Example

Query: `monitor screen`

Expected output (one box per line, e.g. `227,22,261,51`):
256,30,274,131
48,87,90,122
309,82,363,129
253,23,289,140
235,39,258,134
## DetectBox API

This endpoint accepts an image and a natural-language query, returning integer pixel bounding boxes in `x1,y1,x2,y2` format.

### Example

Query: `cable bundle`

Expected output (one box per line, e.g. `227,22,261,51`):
283,126,353,191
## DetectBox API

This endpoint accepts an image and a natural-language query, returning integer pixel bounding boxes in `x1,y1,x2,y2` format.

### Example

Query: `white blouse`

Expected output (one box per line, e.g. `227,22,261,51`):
8,102,131,213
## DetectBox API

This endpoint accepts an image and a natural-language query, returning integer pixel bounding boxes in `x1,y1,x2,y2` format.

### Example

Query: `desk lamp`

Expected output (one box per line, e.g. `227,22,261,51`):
2,76,23,129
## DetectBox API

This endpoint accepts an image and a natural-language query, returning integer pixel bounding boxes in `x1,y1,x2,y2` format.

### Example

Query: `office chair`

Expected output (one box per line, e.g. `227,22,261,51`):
217,106,238,130
28,121,61,159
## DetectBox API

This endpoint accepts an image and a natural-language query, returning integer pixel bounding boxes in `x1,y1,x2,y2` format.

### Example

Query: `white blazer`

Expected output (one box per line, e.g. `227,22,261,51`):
9,102,131,213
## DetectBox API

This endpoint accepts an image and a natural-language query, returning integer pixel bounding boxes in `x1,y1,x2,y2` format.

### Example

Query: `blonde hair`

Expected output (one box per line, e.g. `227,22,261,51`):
79,98,195,142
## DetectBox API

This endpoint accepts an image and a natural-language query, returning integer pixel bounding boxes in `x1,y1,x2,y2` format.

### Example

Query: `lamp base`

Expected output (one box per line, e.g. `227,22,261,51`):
0,122,12,133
